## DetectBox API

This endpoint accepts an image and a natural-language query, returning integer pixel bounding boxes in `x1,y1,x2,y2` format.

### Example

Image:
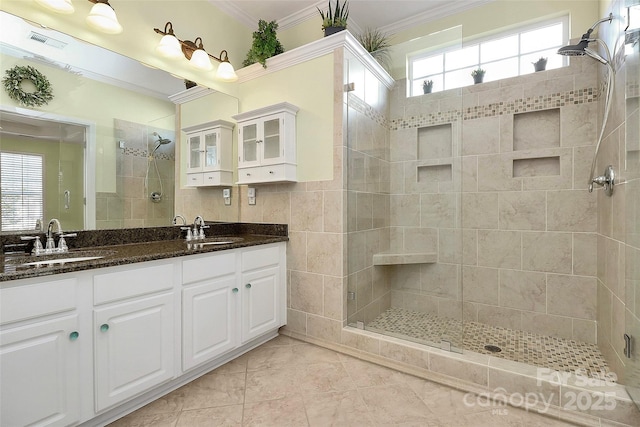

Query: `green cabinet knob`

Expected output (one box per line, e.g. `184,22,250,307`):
100,324,109,332
69,331,79,341
232,288,239,293
245,283,251,289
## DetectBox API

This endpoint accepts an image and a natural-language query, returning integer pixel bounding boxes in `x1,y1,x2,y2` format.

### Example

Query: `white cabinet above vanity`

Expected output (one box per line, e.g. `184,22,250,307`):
182,120,234,187
233,102,299,184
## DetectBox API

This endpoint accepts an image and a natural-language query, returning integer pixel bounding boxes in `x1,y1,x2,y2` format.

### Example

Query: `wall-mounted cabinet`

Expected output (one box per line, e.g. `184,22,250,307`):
182,120,234,187
232,102,299,184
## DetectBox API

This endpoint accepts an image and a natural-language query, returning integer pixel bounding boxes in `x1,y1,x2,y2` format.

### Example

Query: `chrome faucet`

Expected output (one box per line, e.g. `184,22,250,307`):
192,216,209,240
44,218,76,253
172,215,187,225
45,219,62,253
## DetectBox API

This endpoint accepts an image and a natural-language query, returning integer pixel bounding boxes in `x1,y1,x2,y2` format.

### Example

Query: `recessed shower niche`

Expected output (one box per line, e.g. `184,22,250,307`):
512,108,561,179
513,108,560,151
417,123,453,182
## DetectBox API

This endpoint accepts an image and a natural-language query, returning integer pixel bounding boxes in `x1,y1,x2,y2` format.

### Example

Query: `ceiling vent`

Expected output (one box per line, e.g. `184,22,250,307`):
28,31,67,49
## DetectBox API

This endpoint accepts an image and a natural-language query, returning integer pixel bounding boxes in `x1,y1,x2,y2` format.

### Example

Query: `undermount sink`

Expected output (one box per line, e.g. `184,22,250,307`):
7,249,117,268
187,237,244,247
21,256,106,266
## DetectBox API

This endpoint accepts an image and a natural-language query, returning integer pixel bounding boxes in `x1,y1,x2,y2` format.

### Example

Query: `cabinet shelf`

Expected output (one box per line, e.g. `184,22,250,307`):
182,120,234,187
233,102,299,184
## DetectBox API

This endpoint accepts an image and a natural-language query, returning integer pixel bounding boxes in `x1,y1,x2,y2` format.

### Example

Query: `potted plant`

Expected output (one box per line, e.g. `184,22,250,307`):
356,27,391,71
533,57,547,72
318,0,349,37
423,80,433,94
471,68,485,84
242,19,285,68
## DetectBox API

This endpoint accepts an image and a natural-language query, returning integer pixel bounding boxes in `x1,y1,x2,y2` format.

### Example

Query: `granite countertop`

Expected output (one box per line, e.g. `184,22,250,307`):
0,223,288,282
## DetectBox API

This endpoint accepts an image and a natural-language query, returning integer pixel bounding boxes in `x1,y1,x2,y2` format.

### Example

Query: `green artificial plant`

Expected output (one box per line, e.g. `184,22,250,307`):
356,27,392,71
243,20,285,68
317,0,349,30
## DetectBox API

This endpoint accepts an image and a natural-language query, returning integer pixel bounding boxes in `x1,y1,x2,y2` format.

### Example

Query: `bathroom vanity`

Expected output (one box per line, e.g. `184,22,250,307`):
0,223,287,426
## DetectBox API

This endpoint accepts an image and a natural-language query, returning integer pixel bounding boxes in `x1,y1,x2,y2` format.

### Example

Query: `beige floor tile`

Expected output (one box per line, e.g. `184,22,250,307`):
107,336,603,427
342,357,415,388
180,372,246,410
245,344,298,371
303,390,375,427
107,411,180,427
291,341,343,364
297,361,356,394
359,383,434,425
176,405,243,427
242,396,309,426
244,366,301,403
213,353,249,375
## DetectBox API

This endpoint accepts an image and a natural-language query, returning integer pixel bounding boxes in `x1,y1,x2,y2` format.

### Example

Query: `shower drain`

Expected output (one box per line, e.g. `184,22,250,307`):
484,344,502,353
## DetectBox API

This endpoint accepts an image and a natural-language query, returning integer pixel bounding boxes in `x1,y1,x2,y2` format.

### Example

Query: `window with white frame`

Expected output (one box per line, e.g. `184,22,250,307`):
409,16,569,96
1,152,44,231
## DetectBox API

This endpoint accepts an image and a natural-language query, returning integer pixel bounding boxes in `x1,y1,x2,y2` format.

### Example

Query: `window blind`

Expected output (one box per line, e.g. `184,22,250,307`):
1,152,44,231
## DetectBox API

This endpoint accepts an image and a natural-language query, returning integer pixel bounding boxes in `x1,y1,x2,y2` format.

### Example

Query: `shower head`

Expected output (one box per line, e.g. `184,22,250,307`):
152,131,172,145
557,13,613,62
557,38,591,57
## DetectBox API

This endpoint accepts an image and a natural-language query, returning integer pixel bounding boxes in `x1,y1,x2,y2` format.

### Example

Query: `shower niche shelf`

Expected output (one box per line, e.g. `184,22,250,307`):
373,251,437,266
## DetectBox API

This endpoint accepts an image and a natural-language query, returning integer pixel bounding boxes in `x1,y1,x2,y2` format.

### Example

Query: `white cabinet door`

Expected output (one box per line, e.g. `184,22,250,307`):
0,314,81,427
241,266,280,343
182,275,239,371
94,292,174,412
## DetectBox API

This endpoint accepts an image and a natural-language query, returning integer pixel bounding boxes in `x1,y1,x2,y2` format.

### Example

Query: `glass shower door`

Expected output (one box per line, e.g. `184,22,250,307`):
345,26,464,353
624,1,640,408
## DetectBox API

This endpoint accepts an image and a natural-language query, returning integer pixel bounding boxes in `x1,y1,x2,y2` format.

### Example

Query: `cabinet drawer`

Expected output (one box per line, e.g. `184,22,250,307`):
237,166,261,183
94,263,174,305
241,245,280,272
186,173,203,186
183,251,237,285
1,277,78,325
202,172,222,186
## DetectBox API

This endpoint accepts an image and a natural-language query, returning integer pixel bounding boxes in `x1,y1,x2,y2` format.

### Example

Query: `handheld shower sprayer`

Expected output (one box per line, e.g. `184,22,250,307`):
146,131,173,203
557,13,616,194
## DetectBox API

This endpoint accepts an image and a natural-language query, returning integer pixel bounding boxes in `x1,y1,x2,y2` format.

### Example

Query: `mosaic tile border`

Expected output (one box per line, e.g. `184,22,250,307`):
367,307,612,381
389,87,598,130
122,147,174,161
347,92,389,128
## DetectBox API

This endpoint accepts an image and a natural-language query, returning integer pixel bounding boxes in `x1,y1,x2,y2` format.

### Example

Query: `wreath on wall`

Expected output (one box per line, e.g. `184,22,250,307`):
2,65,54,107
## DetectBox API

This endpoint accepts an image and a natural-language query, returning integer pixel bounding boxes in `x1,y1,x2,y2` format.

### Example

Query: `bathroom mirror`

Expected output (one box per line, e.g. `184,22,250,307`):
0,11,240,233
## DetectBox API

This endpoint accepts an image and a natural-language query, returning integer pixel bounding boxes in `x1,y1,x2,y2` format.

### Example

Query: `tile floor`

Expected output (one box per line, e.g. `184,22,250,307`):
367,307,611,380
109,335,579,427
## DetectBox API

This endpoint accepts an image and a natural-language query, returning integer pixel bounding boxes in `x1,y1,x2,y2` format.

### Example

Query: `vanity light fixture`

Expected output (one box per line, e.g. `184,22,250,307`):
34,0,75,14
86,0,122,35
153,21,238,82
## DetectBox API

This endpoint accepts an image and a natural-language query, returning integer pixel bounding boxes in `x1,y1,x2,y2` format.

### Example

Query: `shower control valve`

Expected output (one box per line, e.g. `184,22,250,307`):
590,165,615,196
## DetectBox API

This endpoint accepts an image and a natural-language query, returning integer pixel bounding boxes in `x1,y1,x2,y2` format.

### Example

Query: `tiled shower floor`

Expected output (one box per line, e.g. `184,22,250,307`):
367,307,613,380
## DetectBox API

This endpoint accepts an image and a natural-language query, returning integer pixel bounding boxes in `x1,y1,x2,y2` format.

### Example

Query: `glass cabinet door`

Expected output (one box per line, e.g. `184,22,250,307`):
204,131,218,170
242,123,258,163
188,135,201,170
262,117,281,161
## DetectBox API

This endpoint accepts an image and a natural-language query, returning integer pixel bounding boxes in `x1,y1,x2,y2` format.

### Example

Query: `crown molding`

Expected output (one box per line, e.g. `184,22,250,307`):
209,0,257,29
278,1,324,30
169,86,215,104
380,0,494,35
236,30,394,90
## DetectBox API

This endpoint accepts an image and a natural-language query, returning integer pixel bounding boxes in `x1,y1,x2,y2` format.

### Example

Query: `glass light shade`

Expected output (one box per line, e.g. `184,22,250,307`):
86,2,123,34
35,0,75,14
156,34,183,59
189,49,213,71
216,61,238,82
